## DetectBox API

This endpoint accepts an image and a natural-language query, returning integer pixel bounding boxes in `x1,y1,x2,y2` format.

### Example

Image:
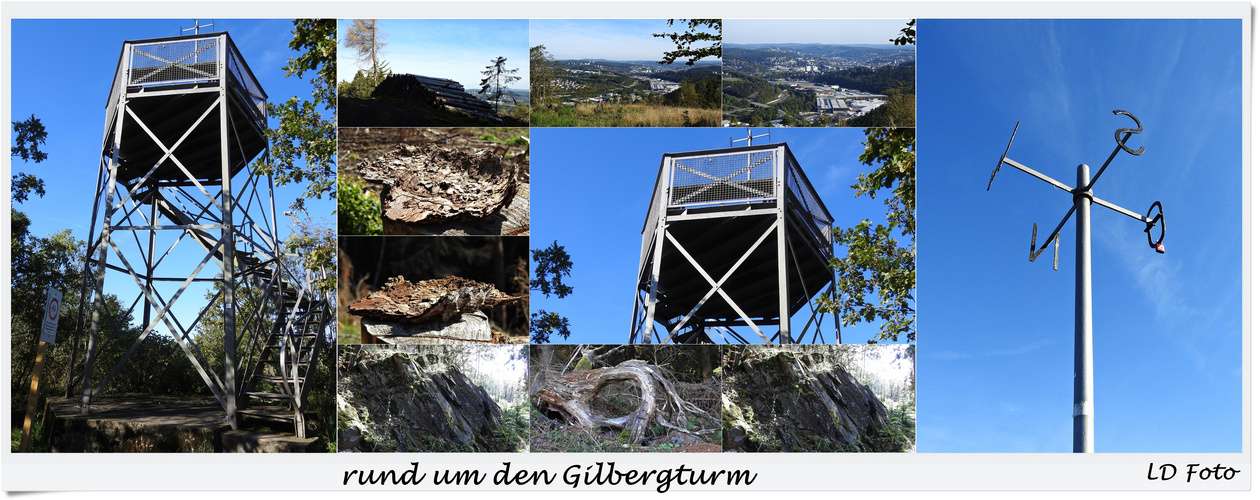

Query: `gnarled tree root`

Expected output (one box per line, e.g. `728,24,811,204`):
533,359,716,445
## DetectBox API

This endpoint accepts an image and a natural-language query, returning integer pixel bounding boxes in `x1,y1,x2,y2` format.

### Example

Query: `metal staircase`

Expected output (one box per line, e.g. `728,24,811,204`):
237,277,330,438
157,193,331,438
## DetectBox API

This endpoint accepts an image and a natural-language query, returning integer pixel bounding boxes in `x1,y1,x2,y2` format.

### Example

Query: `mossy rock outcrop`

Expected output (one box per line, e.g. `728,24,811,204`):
337,350,507,452
722,348,901,452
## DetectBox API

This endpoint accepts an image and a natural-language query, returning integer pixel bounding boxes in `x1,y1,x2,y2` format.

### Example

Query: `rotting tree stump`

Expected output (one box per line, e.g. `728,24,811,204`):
533,359,716,445
358,144,518,226
382,183,530,236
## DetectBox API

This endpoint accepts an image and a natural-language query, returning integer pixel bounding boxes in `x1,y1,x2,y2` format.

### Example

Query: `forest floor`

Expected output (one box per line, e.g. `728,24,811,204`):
338,127,530,236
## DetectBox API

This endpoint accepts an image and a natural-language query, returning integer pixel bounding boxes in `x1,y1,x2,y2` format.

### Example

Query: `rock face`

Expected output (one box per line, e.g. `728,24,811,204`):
723,348,900,452
338,350,507,452
358,144,518,226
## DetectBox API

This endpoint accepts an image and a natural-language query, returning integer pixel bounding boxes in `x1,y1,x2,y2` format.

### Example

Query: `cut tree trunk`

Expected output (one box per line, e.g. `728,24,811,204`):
362,311,494,344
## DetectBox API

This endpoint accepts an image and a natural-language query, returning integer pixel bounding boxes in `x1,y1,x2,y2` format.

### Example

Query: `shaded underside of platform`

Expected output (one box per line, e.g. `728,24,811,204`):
44,396,319,453
641,204,832,324
109,81,266,184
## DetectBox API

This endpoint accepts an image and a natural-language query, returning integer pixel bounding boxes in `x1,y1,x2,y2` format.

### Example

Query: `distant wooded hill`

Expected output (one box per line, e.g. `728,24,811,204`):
556,59,721,74
816,62,915,94
726,43,914,59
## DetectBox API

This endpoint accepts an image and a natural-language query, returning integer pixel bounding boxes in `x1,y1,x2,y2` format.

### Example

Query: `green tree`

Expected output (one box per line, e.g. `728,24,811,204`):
654,19,721,66
530,241,573,344
191,277,270,377
530,45,558,108
478,56,521,112
343,19,388,86
818,128,916,342
338,70,378,99
283,213,337,295
337,176,381,236
891,19,916,46
11,114,47,203
256,19,337,213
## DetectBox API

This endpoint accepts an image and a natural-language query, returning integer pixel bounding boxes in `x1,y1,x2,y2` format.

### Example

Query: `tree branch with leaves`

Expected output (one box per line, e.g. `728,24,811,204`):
530,241,573,343
818,128,916,342
11,114,48,203
256,19,337,214
654,19,721,66
891,19,916,46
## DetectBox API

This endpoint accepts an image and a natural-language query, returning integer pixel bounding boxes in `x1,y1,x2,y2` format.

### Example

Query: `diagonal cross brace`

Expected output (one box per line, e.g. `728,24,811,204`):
660,223,778,344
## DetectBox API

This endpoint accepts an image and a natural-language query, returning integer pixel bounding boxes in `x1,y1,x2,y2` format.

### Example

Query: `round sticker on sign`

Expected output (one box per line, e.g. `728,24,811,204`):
40,288,62,344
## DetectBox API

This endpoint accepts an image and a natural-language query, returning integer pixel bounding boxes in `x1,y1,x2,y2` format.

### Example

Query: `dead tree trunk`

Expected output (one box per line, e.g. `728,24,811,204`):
532,359,715,445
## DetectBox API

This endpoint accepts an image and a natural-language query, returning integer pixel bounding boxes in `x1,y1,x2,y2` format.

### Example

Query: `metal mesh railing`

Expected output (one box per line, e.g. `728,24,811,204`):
128,37,221,86
641,144,834,264
103,52,128,147
641,165,671,266
226,38,267,121
107,34,267,131
667,150,777,207
784,155,834,251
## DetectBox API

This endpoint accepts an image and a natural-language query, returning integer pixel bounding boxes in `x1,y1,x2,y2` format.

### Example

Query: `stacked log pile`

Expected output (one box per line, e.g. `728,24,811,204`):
371,74,500,121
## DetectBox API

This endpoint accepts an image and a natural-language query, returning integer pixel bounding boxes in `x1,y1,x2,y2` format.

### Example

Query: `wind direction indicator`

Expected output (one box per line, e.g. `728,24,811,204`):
731,128,770,147
181,19,214,36
988,109,1166,453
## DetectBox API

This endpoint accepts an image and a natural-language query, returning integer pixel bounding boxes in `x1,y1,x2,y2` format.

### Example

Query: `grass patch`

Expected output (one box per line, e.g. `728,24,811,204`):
532,103,720,127
337,321,361,345
10,420,47,453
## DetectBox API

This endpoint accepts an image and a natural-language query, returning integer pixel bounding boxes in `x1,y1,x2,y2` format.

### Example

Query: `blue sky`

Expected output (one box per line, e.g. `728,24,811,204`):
531,127,912,345
917,19,1242,453
530,19,719,63
336,19,529,92
9,19,336,339
725,18,912,46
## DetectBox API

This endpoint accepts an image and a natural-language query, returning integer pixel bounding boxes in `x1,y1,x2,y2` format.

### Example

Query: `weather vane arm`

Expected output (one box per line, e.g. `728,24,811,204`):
987,120,1074,194
1084,110,1146,191
1002,157,1074,193
1029,204,1076,269
1090,195,1149,223
988,122,1019,191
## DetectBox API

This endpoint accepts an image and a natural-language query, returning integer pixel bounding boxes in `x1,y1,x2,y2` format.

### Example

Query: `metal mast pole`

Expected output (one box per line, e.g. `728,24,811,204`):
989,110,1165,453
1073,164,1093,453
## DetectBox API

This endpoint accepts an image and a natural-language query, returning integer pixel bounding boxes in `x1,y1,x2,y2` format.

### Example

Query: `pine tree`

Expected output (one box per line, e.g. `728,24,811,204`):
479,56,521,112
